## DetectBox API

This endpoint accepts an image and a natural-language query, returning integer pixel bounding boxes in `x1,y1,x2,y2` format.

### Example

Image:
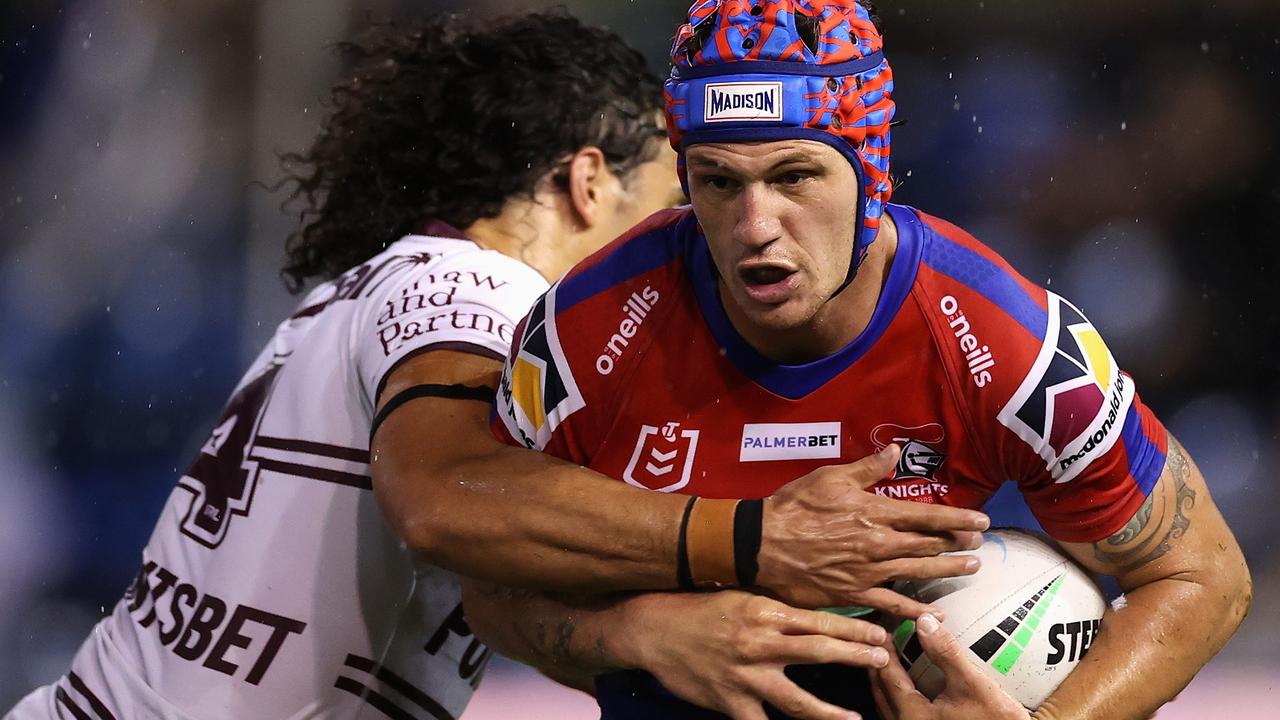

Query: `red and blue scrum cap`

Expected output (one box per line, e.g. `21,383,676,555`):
665,0,896,279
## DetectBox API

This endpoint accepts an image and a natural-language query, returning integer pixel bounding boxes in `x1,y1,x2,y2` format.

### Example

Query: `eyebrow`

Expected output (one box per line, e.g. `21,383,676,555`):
685,150,820,173
685,155,729,169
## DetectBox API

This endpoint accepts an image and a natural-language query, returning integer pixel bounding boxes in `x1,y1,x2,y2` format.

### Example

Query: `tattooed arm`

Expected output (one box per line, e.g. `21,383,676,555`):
1032,436,1252,720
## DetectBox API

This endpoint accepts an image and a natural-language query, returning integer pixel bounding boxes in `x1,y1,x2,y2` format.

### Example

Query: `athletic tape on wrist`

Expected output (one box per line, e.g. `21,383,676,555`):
677,498,765,589
733,499,764,587
686,498,740,588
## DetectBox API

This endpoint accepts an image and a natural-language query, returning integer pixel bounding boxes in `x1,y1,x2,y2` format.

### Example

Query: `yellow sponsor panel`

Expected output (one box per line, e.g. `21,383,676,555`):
512,357,546,431
1075,328,1112,389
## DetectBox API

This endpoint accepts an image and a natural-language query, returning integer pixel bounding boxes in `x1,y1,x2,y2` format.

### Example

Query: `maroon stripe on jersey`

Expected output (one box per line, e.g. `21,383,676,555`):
54,686,92,720
290,301,327,320
333,676,418,720
251,457,373,490
343,654,457,720
254,436,370,464
67,673,116,720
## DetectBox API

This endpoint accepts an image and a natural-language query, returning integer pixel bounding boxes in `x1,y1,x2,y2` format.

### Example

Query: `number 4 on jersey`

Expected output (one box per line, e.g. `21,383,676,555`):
177,363,282,548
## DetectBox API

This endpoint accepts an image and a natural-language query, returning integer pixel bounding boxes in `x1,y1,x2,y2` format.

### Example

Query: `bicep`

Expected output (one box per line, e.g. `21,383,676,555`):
1060,435,1241,590
369,350,506,523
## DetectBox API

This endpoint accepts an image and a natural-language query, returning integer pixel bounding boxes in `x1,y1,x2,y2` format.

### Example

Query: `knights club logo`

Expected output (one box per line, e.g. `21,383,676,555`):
997,292,1134,483
869,423,949,503
623,422,700,493
871,423,947,481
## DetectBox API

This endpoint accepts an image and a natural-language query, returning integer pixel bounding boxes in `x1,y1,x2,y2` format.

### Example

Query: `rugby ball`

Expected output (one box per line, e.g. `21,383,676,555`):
890,529,1107,710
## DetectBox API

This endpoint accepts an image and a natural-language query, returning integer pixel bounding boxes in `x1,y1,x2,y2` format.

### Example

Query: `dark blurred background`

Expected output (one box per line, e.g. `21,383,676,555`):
1,0,1277,716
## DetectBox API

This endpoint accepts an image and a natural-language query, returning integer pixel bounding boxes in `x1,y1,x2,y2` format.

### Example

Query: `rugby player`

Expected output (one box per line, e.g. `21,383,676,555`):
7,9,991,720
480,1,1253,719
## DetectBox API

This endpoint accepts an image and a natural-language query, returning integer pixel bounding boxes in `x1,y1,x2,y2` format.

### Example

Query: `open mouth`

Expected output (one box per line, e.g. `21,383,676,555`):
737,262,798,304
740,265,795,286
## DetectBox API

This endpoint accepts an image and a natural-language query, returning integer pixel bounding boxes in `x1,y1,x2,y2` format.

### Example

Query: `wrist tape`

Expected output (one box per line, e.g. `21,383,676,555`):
677,497,764,589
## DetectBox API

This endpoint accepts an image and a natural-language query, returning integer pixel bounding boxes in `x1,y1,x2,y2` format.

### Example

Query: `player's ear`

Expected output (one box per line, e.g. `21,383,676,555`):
564,146,609,229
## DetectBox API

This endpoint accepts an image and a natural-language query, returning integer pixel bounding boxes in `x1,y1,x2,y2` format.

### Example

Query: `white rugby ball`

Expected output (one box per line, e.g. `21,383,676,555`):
890,528,1108,710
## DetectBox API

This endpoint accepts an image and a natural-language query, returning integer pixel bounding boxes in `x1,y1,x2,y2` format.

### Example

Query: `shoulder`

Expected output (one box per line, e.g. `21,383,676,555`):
345,236,550,403
911,208,1050,351
296,235,549,322
392,236,549,299
908,209,1139,483
522,205,694,371
358,236,548,323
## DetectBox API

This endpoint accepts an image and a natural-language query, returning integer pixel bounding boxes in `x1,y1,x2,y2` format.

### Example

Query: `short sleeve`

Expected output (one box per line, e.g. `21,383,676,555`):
353,242,549,404
989,292,1169,542
491,281,594,463
915,211,1169,544
490,206,707,464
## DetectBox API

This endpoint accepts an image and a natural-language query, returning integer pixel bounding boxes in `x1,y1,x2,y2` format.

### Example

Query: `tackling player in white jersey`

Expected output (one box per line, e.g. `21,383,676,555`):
6,12,683,720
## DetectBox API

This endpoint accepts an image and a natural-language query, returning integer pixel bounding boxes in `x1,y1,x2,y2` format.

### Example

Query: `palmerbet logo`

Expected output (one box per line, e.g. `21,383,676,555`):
704,81,783,122
740,422,841,462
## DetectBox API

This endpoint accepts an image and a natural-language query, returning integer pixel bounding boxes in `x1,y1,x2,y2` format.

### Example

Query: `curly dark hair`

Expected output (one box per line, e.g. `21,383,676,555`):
279,11,665,292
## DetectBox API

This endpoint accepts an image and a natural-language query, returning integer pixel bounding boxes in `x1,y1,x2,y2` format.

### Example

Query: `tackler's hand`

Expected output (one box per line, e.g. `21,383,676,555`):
870,614,1029,720
757,445,989,614
627,590,890,720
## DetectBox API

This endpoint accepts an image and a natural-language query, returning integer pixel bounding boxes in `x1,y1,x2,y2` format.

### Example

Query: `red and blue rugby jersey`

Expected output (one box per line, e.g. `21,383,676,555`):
493,204,1167,543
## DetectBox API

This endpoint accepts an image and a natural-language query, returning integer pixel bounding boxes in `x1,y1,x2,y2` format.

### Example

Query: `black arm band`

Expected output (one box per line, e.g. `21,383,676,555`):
370,383,497,439
676,496,698,590
733,499,764,587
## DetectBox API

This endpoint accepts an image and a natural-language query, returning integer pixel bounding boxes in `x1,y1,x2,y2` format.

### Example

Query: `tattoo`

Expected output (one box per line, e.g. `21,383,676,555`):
1092,436,1197,572
551,616,577,662
1108,493,1154,545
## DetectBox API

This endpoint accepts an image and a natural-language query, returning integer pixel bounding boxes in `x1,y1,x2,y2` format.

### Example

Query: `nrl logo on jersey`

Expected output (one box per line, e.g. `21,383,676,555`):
997,293,1134,483
624,422,700,493
869,423,950,503
498,285,586,450
704,81,783,123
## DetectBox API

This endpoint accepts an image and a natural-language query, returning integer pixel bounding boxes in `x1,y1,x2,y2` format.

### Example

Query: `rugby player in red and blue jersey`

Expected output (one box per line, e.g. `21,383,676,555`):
477,2,1252,719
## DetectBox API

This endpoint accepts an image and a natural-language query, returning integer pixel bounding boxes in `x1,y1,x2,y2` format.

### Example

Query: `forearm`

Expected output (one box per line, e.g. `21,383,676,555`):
1033,575,1250,720
1041,435,1252,720
373,394,686,593
392,444,684,590
460,579,642,693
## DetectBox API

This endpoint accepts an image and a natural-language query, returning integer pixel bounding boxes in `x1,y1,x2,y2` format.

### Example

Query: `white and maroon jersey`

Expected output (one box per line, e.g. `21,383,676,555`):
8,231,548,720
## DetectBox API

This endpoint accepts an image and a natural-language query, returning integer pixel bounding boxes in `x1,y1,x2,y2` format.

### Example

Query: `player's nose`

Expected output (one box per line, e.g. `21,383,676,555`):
732,183,783,249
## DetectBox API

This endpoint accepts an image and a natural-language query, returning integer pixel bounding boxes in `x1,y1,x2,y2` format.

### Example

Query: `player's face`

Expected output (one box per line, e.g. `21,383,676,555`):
686,140,860,334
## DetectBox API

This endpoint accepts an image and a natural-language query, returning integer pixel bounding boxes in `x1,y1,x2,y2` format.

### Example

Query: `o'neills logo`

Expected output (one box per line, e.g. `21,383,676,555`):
704,81,783,123
596,286,660,375
940,295,995,388
1058,373,1126,472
